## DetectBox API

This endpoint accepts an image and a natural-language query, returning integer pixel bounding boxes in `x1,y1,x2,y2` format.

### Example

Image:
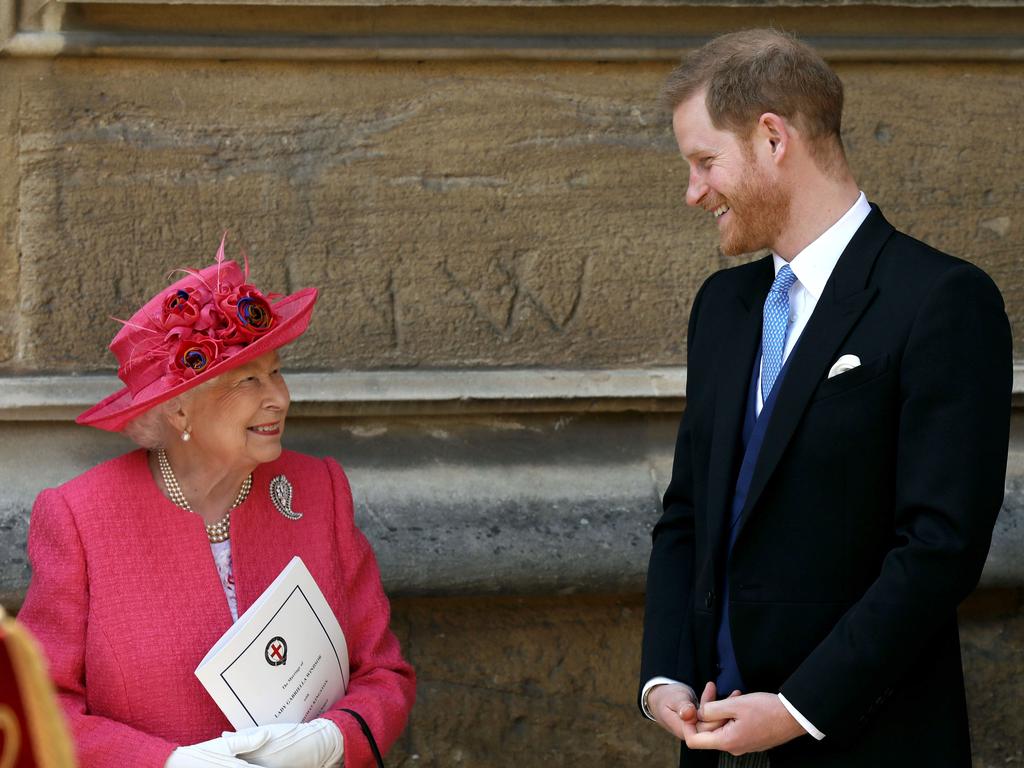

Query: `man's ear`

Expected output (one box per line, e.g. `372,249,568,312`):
757,112,791,165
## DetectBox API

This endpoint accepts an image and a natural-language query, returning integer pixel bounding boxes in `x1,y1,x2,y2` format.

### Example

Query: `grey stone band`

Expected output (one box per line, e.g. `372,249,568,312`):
2,369,1023,608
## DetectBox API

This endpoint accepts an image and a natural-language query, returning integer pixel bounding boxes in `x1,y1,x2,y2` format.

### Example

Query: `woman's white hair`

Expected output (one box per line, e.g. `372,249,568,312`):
121,392,195,450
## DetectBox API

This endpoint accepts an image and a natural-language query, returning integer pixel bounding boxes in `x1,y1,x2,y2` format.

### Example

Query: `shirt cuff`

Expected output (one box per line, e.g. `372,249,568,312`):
778,693,825,740
641,677,696,721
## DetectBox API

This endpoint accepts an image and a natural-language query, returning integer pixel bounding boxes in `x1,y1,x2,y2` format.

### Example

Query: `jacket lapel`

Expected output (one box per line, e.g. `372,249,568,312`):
705,256,774,573
734,206,894,539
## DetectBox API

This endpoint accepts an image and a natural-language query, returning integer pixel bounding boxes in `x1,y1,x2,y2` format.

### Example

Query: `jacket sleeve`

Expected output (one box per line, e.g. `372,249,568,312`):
779,263,1012,741
639,273,715,711
18,487,177,768
319,459,416,767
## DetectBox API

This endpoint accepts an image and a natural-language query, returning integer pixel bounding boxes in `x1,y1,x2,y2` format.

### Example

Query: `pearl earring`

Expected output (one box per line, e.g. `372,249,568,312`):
181,429,191,442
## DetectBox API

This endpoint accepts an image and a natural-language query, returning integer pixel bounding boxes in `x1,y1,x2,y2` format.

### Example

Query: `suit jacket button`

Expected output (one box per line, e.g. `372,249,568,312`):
705,590,715,608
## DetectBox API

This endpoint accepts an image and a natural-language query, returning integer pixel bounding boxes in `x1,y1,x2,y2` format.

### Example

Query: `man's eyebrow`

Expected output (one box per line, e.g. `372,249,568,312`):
684,146,716,161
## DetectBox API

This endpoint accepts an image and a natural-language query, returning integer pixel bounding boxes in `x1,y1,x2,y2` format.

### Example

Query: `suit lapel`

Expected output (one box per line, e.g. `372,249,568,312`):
734,207,895,539
705,256,774,573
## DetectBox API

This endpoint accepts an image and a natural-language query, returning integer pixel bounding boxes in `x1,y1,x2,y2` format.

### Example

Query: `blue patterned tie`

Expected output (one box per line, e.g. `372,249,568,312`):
761,264,798,403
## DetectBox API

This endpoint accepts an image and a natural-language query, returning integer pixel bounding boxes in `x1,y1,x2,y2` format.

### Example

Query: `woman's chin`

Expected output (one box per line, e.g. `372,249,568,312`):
246,439,284,466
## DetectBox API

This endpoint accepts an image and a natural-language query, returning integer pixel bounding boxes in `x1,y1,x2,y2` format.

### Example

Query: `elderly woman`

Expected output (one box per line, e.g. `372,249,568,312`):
18,240,415,768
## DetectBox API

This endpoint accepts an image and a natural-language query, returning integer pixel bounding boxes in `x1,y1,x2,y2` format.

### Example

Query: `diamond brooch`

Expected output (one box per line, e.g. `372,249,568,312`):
270,475,303,521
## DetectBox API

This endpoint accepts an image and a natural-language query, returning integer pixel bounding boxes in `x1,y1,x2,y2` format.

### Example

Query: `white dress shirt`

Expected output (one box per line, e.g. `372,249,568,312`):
643,192,872,741
757,192,873,415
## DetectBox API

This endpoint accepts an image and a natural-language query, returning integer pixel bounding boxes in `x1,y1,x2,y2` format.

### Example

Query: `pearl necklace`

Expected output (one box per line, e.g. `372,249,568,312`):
157,449,252,543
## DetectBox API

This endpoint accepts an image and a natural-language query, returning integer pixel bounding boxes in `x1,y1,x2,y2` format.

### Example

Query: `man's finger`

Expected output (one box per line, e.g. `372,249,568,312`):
699,681,718,708
656,701,691,740
681,714,700,742
695,718,729,733
648,682,697,737
699,697,739,722
684,721,734,751
677,700,698,723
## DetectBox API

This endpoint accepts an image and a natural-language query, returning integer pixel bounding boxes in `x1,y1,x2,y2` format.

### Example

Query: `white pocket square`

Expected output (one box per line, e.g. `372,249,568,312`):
827,354,861,379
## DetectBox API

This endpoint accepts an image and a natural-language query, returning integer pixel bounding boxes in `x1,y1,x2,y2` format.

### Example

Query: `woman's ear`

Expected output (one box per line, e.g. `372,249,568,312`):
164,398,190,438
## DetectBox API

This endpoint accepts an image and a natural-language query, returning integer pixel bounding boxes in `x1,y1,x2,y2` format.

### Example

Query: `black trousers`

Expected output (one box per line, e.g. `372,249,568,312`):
718,754,770,768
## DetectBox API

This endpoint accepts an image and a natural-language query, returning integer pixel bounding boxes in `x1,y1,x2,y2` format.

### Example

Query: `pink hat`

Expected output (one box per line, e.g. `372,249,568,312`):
77,236,318,432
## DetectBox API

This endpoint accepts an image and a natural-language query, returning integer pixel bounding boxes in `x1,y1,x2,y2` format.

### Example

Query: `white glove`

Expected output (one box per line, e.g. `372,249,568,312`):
221,718,344,768
165,734,268,768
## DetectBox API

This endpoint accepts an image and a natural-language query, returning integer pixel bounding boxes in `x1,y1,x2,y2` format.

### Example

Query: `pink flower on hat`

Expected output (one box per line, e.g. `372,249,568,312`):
216,284,276,345
170,333,223,380
157,273,277,380
161,287,204,332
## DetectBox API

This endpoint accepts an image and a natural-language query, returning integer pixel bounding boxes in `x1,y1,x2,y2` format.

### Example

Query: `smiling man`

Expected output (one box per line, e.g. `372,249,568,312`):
638,29,1012,768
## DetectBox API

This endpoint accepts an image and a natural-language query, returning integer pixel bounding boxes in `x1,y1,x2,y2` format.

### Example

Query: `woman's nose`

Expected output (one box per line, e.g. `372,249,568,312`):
266,375,290,411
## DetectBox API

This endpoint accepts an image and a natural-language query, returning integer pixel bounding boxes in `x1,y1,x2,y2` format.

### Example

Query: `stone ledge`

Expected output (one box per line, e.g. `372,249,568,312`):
40,0,1024,7
3,454,1022,607
0,369,686,420
3,366,1024,420
3,30,1022,60
1,411,1022,609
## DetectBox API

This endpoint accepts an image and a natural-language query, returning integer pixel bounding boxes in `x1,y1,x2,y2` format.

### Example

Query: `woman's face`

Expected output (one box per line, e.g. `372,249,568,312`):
182,350,290,472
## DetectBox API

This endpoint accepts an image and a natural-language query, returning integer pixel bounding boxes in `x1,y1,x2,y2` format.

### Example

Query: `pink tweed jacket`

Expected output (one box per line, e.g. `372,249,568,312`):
19,449,415,768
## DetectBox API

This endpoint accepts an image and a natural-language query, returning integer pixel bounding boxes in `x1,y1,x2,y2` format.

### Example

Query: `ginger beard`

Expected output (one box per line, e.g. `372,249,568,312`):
715,145,791,257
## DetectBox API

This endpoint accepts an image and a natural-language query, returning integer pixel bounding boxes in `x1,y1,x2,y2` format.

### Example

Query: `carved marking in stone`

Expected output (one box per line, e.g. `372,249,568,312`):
443,249,588,337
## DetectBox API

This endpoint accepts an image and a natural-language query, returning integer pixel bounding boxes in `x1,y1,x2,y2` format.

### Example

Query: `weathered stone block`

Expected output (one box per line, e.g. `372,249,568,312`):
383,592,1023,767
0,68,19,366
841,63,1024,341
5,59,1021,372
387,595,677,767
959,590,1024,767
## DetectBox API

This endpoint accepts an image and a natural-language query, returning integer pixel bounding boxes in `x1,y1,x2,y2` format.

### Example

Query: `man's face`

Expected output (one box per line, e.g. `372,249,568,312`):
672,92,789,256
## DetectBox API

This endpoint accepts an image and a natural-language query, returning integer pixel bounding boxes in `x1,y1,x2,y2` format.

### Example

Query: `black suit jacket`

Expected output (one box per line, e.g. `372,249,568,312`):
640,207,1012,768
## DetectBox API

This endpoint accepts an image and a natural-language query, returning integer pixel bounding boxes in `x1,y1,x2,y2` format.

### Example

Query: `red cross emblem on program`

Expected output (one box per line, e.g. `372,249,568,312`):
265,636,288,666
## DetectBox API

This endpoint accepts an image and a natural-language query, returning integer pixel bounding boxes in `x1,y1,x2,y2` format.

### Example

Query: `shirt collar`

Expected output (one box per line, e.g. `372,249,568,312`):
772,192,871,300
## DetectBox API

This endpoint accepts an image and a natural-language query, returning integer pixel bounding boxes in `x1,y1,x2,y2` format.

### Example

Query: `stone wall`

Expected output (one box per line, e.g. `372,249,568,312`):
1,57,1022,371
2,1,1023,765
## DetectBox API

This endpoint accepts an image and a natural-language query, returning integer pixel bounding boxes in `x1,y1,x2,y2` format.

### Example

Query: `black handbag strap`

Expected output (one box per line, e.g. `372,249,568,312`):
340,708,385,768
